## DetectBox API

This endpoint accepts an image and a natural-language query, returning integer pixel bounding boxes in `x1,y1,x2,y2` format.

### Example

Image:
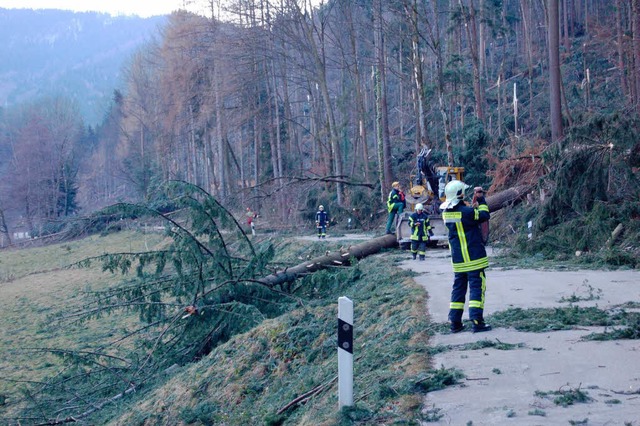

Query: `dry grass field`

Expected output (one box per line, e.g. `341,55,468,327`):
0,231,166,417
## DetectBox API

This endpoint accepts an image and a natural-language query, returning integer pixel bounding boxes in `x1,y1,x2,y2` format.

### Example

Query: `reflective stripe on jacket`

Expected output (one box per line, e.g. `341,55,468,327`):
387,188,401,212
442,198,490,272
409,211,431,241
316,210,329,225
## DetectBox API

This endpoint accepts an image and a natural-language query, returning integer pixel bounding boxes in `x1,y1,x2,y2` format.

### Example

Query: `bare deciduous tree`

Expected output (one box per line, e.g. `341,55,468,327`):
548,0,564,143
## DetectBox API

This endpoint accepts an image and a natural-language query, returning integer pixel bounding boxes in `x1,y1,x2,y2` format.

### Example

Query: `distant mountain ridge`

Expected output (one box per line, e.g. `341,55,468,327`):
0,8,167,125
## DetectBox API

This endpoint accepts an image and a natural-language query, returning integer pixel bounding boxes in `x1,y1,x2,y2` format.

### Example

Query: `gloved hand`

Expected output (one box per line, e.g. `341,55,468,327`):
472,187,484,207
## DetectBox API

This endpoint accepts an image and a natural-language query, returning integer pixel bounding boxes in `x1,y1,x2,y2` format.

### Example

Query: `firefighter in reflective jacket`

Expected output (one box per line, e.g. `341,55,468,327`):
409,203,430,260
316,205,329,239
440,180,491,334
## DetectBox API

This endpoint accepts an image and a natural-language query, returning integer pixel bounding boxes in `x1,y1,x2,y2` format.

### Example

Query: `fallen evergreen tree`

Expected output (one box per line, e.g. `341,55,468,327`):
506,113,640,266
6,181,293,424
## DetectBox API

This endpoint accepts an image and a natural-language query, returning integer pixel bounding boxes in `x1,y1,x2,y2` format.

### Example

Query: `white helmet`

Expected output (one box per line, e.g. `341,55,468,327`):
319,205,324,210
440,180,470,210
415,203,424,211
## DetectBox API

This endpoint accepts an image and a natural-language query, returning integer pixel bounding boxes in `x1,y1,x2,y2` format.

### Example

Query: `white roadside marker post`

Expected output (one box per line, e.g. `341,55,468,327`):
338,296,353,408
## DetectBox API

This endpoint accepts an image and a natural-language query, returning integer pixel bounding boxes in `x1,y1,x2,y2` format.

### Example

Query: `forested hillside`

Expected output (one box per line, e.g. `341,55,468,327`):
1,1,640,424
0,8,166,125
1,0,639,256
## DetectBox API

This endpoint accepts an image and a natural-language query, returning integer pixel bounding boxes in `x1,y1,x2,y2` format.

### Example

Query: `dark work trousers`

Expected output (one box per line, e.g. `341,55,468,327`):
448,268,486,323
410,240,427,259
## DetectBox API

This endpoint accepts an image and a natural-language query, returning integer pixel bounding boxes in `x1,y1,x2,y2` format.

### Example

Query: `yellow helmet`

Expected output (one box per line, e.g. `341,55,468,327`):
440,180,470,210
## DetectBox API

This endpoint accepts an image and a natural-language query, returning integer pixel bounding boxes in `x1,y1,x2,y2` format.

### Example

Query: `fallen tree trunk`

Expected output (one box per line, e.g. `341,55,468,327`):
258,234,398,287
259,186,530,287
485,185,530,212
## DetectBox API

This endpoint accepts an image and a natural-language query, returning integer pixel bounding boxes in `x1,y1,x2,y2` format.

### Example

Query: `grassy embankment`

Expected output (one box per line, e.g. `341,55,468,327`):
1,231,449,425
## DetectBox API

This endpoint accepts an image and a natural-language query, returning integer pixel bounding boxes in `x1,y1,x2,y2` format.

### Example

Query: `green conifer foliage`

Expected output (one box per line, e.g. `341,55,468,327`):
15,181,285,422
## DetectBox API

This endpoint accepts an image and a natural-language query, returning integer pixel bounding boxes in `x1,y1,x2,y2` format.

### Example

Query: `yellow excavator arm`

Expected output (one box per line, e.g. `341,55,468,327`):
406,145,465,212
396,147,466,247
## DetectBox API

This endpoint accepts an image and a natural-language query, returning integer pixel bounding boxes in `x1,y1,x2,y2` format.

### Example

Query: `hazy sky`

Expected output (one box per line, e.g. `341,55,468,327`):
0,0,189,17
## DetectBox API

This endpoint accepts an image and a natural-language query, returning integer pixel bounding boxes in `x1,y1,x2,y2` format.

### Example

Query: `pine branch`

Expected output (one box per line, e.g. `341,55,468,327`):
30,384,137,426
21,348,131,366
277,375,338,414
169,180,257,258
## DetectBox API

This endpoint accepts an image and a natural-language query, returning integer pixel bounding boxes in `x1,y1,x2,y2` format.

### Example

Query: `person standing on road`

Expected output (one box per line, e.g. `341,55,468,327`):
245,207,257,236
386,181,406,234
440,181,491,333
316,205,329,239
409,203,431,260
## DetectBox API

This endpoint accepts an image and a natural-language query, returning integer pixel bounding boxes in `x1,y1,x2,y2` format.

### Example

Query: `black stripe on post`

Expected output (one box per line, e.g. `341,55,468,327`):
338,318,353,354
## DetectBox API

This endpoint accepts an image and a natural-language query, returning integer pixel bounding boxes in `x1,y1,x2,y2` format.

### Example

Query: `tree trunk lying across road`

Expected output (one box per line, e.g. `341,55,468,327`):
258,233,399,287
485,185,530,212
258,186,530,287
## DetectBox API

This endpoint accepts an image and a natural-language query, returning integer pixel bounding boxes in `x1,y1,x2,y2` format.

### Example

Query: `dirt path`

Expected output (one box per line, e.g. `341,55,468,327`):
398,248,640,426
295,233,378,242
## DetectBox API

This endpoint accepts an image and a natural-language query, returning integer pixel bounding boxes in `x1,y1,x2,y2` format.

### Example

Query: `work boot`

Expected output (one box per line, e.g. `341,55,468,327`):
412,253,417,260
450,322,464,333
419,255,425,261
472,320,492,333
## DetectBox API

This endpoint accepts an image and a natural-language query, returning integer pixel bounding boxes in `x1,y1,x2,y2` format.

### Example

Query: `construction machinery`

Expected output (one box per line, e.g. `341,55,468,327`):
396,146,465,248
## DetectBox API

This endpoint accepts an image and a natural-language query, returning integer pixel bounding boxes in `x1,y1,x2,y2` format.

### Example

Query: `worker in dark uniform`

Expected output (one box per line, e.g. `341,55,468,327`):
409,203,431,260
440,180,491,333
385,181,406,234
316,205,329,239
